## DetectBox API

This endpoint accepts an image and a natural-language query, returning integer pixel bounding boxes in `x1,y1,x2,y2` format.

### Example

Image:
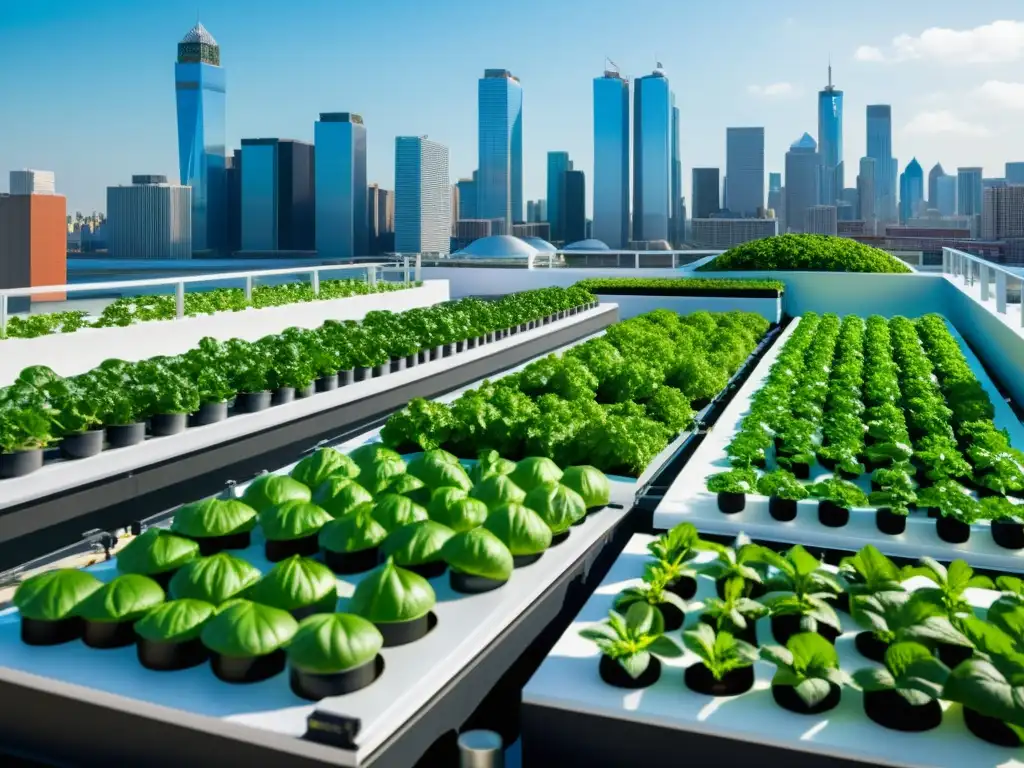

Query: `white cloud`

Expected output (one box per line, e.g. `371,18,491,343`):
975,80,1024,109
746,82,799,98
903,110,992,137
857,20,1024,64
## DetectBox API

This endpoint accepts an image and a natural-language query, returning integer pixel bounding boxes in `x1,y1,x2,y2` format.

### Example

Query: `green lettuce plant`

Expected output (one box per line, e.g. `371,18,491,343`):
702,577,768,634
169,552,262,605
441,528,515,582
760,545,842,635
579,603,682,679
287,613,384,674
313,476,374,518
524,482,586,534
318,505,388,553
380,520,455,567
246,556,338,614
760,632,851,707
482,502,553,557
115,528,199,577
348,557,436,623
242,473,312,514
853,641,950,706
201,599,298,657
903,557,993,619
13,569,103,621
134,599,216,644
683,623,759,681
291,448,359,490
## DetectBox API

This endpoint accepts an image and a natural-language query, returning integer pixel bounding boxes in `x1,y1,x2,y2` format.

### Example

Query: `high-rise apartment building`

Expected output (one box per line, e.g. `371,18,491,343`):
107,175,192,260
784,133,819,233
9,170,55,196
225,149,242,252
857,157,876,224
1006,162,1024,185
805,205,838,235
175,22,226,253
0,177,67,307
633,65,673,242
395,136,451,256
477,69,522,229
690,218,778,249
899,158,924,224
592,69,630,249
367,183,394,254
866,105,896,222
314,112,367,258
936,175,957,217
957,167,984,216
671,103,682,245
546,151,572,241
456,173,478,221
725,127,765,217
240,138,315,252
817,65,844,205
691,168,720,220
982,185,1024,240
562,169,586,244
767,172,783,220
927,163,945,209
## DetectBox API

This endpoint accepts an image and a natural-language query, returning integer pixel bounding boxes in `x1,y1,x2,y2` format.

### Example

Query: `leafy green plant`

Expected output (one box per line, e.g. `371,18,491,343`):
760,545,842,634
683,622,759,680
579,603,682,679
706,467,757,494
134,599,216,644
441,528,515,582
168,552,262,605
348,557,436,623
809,477,868,509
903,557,994,619
246,556,338,614
850,590,970,647
699,534,767,592
573,277,785,295
760,632,851,706
287,613,384,674
699,233,912,274
838,545,905,598
200,599,298,657
702,577,769,633
943,649,1024,740
853,641,950,705
13,569,103,621
757,470,809,501
615,562,688,617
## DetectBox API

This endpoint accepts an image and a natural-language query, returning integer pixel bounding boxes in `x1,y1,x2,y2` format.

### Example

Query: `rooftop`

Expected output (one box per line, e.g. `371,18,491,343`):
180,22,217,47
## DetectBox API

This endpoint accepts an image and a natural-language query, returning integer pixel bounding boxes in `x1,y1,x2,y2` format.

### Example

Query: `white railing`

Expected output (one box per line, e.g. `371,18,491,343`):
551,250,724,269
943,247,1023,327
0,256,423,337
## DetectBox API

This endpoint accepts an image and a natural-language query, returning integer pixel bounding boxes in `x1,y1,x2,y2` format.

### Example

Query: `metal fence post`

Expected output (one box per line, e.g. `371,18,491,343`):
996,270,1008,314
942,248,950,274
457,730,503,768
981,264,990,301
175,282,185,319
368,265,378,288
634,252,640,269
0,295,7,338
414,253,422,282
245,275,253,302
311,268,320,297
403,256,410,285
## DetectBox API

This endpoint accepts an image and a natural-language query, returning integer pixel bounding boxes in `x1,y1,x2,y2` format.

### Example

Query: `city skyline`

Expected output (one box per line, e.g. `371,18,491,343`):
3,2,1024,215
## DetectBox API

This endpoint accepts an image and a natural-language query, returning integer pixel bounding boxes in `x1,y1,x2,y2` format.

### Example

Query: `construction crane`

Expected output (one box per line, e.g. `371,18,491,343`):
605,57,629,83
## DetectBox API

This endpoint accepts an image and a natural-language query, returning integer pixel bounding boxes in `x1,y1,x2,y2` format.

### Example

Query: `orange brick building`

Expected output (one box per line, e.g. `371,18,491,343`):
0,193,67,305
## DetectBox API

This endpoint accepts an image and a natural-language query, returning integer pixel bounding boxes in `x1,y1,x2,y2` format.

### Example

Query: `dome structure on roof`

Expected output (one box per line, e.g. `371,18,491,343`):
520,236,557,253
563,239,610,251
455,235,539,259
181,22,218,46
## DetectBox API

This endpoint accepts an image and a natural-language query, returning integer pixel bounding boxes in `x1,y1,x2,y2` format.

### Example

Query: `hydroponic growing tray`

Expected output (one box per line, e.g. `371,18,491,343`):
520,533,1024,768
0,305,617,566
652,316,1024,573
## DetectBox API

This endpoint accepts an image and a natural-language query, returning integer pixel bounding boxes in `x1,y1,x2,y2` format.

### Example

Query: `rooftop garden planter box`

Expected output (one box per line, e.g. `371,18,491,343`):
574,277,785,299
696,233,913,274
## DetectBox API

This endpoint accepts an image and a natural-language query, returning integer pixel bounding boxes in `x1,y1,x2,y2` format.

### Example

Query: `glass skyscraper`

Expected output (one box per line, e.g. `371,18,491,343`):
633,65,672,243
592,69,629,248
240,139,315,252
866,105,896,222
725,127,765,217
314,113,368,258
957,167,984,216
395,137,451,256
691,168,720,219
175,22,226,253
456,173,477,220
784,133,819,234
671,103,682,246
546,151,572,241
817,65,844,205
477,69,523,230
899,158,924,223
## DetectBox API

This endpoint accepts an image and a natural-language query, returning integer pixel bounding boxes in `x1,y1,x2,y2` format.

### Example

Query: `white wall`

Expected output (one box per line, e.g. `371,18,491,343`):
0,281,449,385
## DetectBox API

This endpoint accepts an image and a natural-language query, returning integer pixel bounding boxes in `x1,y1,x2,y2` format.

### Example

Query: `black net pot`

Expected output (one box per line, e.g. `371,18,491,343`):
296,383,315,399
833,591,850,614
145,569,179,591
450,570,508,595
189,401,229,427
265,535,320,562
405,354,418,369
790,462,812,481
325,546,381,575
666,576,698,601
106,423,146,449
818,454,837,472
854,631,889,663
863,689,943,733
150,413,188,437
769,497,798,522
315,374,339,393
374,612,436,647
339,369,355,386
549,529,571,547
936,643,973,669
137,636,210,671
698,613,758,646
235,391,271,413
272,387,296,406
715,577,766,600
818,501,850,528
390,357,406,373
992,519,1024,550
290,655,384,701
656,601,685,632
83,619,137,649
599,654,661,689
211,649,286,684
397,559,447,580
513,552,545,568
771,614,839,646
772,682,841,715
59,428,106,460
685,662,755,697
20,616,83,646
876,508,907,536
963,706,1023,747
372,364,388,378
936,516,970,544
193,531,252,556
717,492,745,515
354,367,372,382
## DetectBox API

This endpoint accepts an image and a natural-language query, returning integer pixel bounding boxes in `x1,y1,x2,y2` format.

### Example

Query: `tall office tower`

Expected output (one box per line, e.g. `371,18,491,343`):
592,68,630,248
240,139,315,252
817,65,844,205
456,173,478,220
225,149,242,252
866,105,896,222
769,172,782,192
671,103,682,245
857,157,876,224
725,127,766,217
784,133,820,233
546,151,572,240
767,172,783,219
0,177,67,307
538,199,547,223
1006,162,1024,185
841,188,859,219
175,22,226,253
957,167,984,216
805,205,838,235
927,163,945,209
984,178,1007,190
9,170,55,195
526,200,536,223
477,69,522,230
395,136,451,256
632,64,673,242
691,168,721,219
367,183,394,254
562,169,586,244
982,185,1024,239
690,218,778,249
314,113,367,258
936,175,957,217
899,159,924,223
451,185,460,233
107,175,192,260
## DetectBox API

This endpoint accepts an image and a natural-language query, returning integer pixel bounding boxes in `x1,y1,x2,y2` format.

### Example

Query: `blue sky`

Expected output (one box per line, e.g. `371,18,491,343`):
2,0,1023,215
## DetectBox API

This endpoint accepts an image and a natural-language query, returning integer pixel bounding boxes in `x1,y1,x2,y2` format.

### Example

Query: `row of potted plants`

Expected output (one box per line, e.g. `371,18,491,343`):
380,309,771,477
708,312,1024,548
582,531,1024,747
571,277,785,298
11,445,613,697
0,286,597,479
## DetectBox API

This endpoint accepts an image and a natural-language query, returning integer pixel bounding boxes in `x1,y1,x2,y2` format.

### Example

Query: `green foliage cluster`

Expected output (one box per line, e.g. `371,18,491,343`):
698,233,912,273
572,277,784,295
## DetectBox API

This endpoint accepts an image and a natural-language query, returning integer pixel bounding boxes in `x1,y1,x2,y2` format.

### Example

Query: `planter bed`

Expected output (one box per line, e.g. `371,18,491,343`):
0,304,617,569
573,278,784,299
654,315,1024,572
0,446,640,768
521,534,1015,768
